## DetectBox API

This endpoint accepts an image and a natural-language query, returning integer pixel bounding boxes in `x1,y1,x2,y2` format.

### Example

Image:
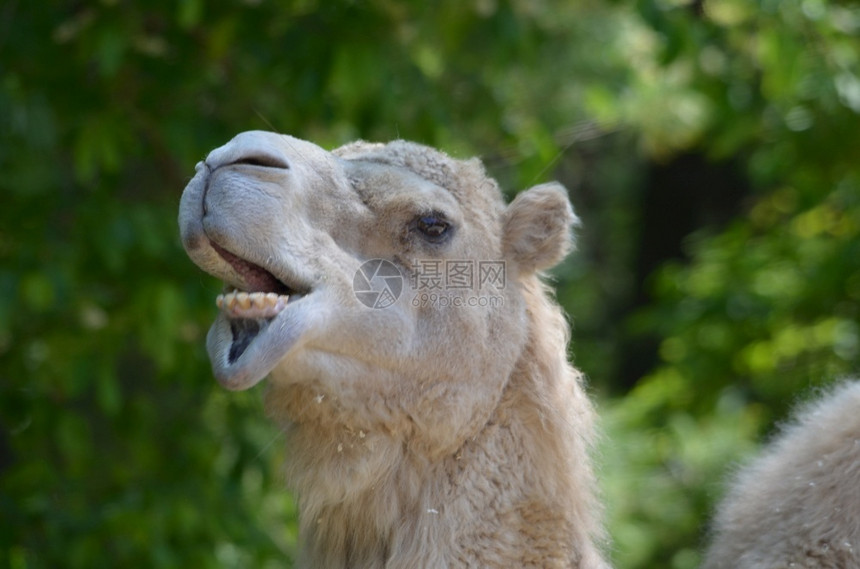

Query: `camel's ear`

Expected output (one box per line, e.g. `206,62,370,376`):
502,182,578,274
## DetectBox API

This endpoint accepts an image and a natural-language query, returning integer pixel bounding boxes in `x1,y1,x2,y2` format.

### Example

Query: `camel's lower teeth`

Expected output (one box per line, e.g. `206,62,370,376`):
216,291,289,319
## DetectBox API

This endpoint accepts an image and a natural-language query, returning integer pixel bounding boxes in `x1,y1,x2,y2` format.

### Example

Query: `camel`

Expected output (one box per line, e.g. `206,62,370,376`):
703,380,860,569
179,131,609,568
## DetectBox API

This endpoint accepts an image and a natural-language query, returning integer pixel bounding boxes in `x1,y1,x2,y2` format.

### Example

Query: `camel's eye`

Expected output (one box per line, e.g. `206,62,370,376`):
415,214,451,242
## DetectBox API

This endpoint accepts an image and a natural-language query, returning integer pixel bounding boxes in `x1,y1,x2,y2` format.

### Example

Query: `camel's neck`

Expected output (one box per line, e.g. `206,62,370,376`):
264,280,607,568
260,384,429,566
291,438,448,568
267,379,605,566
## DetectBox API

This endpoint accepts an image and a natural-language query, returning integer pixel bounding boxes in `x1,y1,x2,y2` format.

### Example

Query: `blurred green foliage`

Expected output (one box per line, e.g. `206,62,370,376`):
1,1,858,568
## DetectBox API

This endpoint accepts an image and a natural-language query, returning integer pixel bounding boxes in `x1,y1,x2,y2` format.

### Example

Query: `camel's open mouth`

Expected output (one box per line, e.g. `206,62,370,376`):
204,242,314,390
217,292,304,364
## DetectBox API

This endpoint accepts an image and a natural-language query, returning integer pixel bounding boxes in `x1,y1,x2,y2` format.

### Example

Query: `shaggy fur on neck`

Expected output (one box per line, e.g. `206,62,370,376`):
265,277,607,568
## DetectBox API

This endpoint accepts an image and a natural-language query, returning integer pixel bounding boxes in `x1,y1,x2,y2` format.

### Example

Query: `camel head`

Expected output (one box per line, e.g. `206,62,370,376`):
179,131,577,453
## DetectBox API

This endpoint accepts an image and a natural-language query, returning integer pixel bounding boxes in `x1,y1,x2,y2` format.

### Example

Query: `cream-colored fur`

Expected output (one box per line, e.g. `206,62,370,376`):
179,132,608,568
703,381,860,569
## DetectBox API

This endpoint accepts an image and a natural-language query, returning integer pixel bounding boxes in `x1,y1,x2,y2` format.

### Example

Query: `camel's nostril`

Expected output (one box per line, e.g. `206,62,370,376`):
232,154,289,170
